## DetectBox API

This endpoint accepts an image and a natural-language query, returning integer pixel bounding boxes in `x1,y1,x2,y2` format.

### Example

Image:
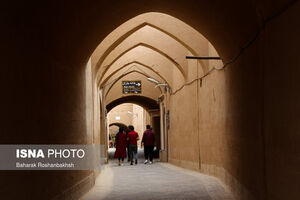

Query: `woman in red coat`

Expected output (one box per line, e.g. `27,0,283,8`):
114,127,127,166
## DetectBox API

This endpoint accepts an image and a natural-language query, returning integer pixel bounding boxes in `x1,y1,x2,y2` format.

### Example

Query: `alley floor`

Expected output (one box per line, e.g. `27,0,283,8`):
81,149,233,200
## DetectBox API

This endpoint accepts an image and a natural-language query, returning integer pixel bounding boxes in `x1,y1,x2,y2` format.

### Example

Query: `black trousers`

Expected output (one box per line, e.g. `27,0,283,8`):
129,144,138,162
127,144,130,161
144,145,154,161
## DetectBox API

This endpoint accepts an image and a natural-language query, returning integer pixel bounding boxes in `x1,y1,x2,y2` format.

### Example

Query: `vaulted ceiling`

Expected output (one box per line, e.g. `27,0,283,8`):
91,12,221,106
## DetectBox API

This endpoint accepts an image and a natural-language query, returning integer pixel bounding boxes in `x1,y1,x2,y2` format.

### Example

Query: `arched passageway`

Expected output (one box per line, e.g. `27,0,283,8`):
93,11,272,200
109,123,128,130
2,1,300,200
106,96,159,113
106,98,161,151
108,123,128,141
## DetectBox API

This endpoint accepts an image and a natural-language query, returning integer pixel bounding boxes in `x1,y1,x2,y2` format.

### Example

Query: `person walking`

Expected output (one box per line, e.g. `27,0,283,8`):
125,128,131,162
114,127,127,166
127,125,139,165
142,125,155,164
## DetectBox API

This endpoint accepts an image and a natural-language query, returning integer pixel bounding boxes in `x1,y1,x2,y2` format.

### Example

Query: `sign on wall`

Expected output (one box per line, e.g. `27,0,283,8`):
122,81,142,94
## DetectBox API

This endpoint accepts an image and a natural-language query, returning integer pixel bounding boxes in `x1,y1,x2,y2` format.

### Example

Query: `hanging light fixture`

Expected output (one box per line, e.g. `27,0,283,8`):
147,77,159,84
147,77,168,92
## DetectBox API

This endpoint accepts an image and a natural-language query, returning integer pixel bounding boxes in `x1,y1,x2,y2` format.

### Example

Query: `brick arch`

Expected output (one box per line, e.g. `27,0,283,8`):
98,42,187,82
100,61,172,91
106,95,159,113
109,122,129,131
93,12,223,84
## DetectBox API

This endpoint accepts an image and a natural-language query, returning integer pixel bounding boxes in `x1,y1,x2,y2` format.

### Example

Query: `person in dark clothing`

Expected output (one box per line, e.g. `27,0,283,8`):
127,125,139,165
141,125,155,164
125,128,131,162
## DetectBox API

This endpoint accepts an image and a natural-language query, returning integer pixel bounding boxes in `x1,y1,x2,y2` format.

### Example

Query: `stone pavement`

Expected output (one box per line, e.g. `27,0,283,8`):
81,149,233,200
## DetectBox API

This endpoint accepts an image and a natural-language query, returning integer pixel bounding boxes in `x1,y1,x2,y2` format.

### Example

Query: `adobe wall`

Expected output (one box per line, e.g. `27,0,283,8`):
0,56,96,199
167,37,265,200
263,2,300,199
108,103,150,145
2,1,300,200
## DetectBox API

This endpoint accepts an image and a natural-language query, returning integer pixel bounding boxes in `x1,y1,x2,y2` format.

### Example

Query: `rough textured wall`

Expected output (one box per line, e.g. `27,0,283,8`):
198,40,265,200
168,36,265,200
133,104,147,139
0,56,94,199
168,82,200,170
86,59,94,143
264,2,300,199
108,103,148,144
108,104,134,127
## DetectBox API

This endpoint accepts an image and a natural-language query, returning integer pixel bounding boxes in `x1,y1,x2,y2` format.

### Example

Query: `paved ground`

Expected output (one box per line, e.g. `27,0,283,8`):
81,149,233,200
